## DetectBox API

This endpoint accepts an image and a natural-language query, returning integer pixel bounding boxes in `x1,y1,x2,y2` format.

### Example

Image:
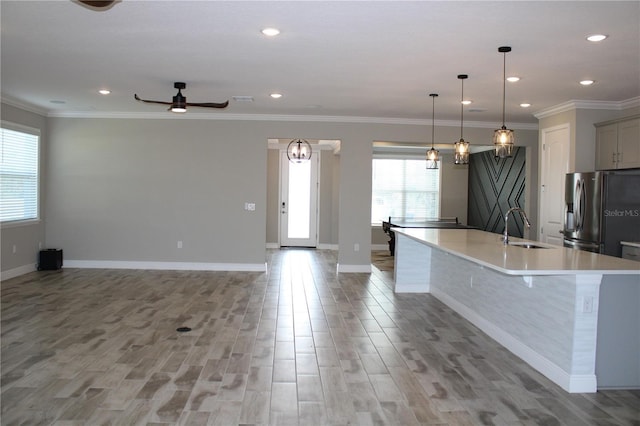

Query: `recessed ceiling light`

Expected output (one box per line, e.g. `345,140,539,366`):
98,89,111,95
506,76,520,82
580,80,595,86
520,103,531,108
587,34,607,42
461,100,472,105
270,93,283,99
261,28,280,37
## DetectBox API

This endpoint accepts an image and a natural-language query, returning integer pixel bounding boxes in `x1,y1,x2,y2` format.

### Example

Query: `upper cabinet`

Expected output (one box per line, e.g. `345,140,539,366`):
595,115,640,170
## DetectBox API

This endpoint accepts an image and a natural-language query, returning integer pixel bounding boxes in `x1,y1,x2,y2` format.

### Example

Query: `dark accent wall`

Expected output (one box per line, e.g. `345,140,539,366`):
468,147,526,237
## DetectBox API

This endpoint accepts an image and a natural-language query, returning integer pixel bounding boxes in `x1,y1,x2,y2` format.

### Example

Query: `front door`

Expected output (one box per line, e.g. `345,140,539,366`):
279,151,318,247
539,124,570,246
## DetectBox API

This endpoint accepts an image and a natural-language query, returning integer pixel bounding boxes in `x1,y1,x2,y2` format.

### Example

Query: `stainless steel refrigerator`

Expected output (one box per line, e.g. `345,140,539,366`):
563,171,640,257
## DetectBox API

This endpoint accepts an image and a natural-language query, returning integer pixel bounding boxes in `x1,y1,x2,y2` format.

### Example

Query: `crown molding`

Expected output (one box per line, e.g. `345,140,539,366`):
534,97,640,119
1,95,49,116
44,110,539,130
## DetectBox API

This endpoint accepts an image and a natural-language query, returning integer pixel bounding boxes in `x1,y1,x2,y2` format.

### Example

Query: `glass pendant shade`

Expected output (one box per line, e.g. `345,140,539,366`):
494,46,515,158
426,147,439,169
454,139,470,164
426,93,439,169
287,138,312,163
493,126,514,158
453,74,470,165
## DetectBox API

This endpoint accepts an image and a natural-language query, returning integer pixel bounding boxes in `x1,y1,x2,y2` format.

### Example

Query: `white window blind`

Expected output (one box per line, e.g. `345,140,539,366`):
371,158,440,224
1,124,40,223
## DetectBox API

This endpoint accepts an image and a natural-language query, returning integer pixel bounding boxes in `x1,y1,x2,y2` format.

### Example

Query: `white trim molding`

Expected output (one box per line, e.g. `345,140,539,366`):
337,263,372,273
534,97,640,119
64,260,267,272
0,263,38,281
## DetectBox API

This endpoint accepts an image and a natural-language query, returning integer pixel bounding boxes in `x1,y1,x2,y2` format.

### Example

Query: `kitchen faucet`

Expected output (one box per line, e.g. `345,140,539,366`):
503,207,531,245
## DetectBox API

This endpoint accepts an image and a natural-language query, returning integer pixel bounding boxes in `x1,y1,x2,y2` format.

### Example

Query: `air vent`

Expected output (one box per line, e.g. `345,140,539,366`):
233,96,254,102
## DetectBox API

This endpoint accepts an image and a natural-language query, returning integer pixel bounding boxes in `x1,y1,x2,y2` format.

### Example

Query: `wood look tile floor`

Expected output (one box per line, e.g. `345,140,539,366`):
1,249,639,426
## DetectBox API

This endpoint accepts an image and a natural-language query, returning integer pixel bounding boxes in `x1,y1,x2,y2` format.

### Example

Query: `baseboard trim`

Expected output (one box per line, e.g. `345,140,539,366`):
64,260,267,272
371,244,389,251
1,263,37,281
432,288,596,393
337,263,372,273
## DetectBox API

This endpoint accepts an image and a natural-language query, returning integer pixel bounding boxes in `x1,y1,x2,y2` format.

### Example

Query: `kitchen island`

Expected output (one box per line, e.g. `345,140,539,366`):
393,228,640,393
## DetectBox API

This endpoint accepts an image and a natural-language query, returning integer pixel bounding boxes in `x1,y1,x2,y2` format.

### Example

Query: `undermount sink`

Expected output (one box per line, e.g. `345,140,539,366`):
508,242,550,249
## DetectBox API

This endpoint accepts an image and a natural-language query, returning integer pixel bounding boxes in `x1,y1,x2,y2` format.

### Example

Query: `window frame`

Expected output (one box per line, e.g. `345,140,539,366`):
371,153,442,226
1,121,41,227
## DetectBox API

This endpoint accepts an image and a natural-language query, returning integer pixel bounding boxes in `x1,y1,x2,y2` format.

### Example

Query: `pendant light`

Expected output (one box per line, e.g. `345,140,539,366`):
453,74,470,165
426,93,439,169
494,46,515,158
286,138,312,163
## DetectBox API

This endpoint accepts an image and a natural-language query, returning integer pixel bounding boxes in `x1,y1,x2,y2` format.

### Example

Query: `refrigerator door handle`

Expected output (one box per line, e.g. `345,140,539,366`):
575,179,583,230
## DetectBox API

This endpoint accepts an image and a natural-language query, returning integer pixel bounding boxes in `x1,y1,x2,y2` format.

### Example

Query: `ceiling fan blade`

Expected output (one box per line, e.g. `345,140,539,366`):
134,94,172,106
76,0,118,9
185,101,230,109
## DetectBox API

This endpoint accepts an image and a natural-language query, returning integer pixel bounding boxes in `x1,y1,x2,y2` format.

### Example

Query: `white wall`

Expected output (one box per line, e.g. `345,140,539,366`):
1,104,539,274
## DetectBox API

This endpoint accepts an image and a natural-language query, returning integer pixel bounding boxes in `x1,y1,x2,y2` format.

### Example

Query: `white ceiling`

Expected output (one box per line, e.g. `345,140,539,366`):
1,1,639,126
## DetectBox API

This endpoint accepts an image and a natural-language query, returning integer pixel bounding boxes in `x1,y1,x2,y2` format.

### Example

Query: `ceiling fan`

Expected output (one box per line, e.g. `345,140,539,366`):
76,0,119,10
134,82,229,113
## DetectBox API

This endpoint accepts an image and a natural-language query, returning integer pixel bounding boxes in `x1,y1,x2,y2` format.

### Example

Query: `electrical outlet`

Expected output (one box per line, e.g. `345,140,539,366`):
12,245,17,254
354,243,360,252
177,241,183,249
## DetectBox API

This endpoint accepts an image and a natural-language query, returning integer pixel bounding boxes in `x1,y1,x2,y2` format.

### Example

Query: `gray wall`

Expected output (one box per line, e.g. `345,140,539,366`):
1,103,540,274
0,104,47,277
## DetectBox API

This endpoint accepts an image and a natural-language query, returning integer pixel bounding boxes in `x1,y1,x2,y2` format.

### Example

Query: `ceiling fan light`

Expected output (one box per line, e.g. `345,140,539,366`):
171,93,187,113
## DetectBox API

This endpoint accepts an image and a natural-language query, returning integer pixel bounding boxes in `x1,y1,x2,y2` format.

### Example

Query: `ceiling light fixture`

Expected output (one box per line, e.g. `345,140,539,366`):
454,74,470,165
580,79,595,86
587,34,607,42
520,103,531,108
270,93,283,99
506,76,520,82
170,82,187,113
461,100,472,105
426,93,439,170
98,89,111,95
493,46,515,158
287,139,312,163
262,28,280,37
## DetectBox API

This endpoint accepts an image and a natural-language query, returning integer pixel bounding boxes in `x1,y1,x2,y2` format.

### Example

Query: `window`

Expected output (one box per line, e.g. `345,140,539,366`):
1,123,40,223
371,158,440,224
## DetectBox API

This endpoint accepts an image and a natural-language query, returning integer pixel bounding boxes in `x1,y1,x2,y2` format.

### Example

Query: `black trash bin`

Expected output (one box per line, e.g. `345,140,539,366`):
38,249,63,270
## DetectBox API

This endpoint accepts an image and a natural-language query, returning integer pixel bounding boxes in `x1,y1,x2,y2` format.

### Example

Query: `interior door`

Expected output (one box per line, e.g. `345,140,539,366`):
539,124,570,246
279,151,318,247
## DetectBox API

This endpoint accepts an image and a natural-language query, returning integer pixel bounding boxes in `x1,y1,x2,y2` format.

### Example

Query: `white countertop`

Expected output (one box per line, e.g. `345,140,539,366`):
621,241,640,248
393,228,640,276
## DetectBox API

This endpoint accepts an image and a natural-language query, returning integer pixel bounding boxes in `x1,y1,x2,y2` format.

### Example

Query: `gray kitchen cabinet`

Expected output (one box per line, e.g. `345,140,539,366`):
596,116,640,170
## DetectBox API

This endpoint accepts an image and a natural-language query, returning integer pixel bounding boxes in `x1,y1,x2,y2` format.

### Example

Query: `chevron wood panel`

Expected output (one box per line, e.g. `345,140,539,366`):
467,147,526,237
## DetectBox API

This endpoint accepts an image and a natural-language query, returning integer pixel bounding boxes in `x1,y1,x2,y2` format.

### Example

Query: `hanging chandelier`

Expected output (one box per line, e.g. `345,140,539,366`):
426,93,439,169
453,74,470,165
286,139,312,163
494,46,515,158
